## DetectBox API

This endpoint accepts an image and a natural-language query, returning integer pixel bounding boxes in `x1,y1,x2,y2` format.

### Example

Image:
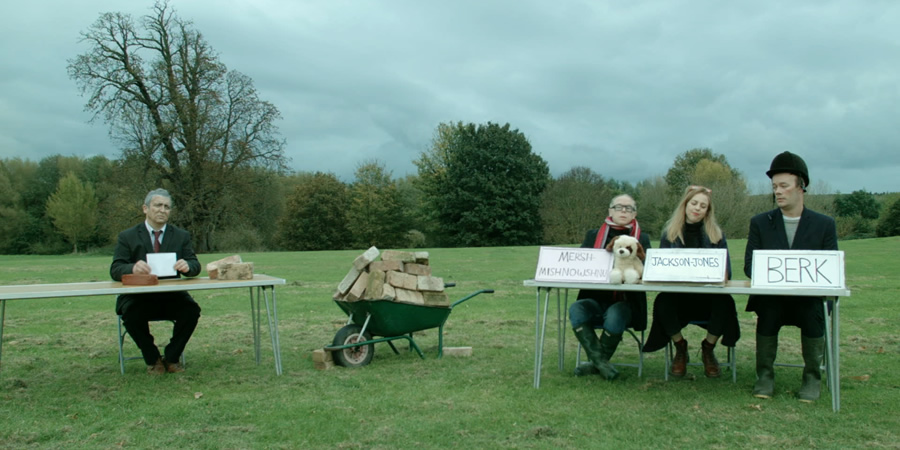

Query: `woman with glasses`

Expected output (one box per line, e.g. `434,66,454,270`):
569,194,651,380
642,186,740,378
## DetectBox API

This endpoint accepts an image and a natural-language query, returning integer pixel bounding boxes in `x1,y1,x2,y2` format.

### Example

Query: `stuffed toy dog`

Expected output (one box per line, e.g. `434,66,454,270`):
606,235,646,284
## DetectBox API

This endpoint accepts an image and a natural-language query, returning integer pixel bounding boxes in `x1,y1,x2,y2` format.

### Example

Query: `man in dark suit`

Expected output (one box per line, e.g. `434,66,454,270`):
110,188,202,375
744,152,838,402
569,194,651,380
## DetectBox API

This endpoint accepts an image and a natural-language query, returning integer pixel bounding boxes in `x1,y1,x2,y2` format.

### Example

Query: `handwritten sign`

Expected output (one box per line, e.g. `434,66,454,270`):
643,248,728,283
750,250,845,289
534,246,613,283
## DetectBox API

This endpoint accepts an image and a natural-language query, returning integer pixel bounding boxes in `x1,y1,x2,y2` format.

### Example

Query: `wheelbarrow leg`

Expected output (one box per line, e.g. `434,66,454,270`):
387,341,401,355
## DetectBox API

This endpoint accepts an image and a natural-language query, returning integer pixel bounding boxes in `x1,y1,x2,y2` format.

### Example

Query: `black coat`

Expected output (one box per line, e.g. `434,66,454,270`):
110,223,201,314
743,207,838,312
575,227,652,331
643,225,740,352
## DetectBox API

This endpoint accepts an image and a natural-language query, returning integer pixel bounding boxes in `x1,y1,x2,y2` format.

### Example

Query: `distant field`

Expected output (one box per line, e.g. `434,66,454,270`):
1,237,898,448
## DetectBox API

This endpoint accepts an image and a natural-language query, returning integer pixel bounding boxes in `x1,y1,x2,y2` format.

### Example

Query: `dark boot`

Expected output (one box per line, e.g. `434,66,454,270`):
798,336,825,403
572,326,618,380
670,338,688,377
701,339,721,378
598,330,622,379
753,334,778,399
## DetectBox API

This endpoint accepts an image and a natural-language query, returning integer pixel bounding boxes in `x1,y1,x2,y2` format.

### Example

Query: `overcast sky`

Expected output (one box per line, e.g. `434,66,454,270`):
2,0,898,194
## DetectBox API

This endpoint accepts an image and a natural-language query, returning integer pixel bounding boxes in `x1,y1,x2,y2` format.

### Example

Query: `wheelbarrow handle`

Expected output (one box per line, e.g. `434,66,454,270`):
450,289,494,309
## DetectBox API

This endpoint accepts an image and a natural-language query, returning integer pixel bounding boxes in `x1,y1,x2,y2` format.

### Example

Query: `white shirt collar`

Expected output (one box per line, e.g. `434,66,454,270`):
145,221,167,236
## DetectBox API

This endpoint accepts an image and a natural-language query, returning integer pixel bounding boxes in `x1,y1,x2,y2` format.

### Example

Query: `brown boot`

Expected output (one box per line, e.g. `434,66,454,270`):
671,339,688,377
701,339,721,378
147,357,165,375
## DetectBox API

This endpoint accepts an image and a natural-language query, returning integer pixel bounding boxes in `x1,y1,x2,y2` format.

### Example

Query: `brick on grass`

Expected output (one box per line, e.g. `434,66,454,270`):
314,360,335,370
352,246,380,271
443,346,473,357
386,270,418,290
337,267,362,295
404,263,432,276
395,288,425,305
369,260,404,273
346,271,369,302
381,250,417,263
365,270,386,300
417,275,445,292
312,349,333,363
423,291,450,306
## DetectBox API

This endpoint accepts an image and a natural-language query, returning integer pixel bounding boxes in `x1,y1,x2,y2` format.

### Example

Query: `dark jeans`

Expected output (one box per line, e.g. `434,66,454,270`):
753,296,825,338
119,291,201,365
653,292,736,338
568,296,631,335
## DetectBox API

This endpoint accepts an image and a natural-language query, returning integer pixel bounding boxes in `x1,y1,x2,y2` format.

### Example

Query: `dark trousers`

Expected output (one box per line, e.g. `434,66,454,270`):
653,293,735,338
753,296,825,338
119,291,201,365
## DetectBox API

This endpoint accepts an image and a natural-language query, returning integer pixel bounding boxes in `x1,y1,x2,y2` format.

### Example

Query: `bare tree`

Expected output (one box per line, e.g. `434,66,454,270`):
67,1,287,250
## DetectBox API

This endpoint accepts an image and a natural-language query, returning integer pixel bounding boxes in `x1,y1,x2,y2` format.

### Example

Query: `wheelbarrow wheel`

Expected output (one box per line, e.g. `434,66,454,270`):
332,324,374,368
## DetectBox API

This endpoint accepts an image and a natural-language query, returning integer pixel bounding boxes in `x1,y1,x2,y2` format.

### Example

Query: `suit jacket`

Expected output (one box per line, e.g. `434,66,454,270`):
575,227,652,331
110,223,201,314
743,207,838,312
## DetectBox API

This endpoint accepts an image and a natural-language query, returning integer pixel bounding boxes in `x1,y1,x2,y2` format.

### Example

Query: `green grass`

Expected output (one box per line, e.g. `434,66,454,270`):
1,238,899,449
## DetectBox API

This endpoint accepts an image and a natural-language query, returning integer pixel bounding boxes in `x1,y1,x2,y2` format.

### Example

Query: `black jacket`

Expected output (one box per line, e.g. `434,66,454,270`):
744,207,838,312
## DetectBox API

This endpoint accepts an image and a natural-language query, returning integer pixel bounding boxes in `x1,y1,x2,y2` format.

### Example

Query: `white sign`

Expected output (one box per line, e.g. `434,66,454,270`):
643,248,728,283
534,246,613,283
147,252,177,277
751,250,845,289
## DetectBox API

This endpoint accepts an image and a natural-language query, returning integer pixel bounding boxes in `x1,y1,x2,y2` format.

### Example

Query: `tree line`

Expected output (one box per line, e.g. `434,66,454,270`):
2,144,898,255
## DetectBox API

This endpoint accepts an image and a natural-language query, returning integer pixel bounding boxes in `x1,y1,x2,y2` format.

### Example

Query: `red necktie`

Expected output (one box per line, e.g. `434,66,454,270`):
153,230,162,253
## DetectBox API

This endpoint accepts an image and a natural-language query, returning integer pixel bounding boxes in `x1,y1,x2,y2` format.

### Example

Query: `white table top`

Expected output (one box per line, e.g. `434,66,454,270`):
0,275,286,300
523,279,851,298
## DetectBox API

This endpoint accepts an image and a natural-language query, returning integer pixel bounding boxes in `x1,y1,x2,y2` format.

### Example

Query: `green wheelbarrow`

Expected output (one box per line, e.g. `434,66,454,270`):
325,285,494,367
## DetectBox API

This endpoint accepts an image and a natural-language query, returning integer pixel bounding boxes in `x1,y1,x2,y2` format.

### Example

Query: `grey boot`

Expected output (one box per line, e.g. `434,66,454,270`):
752,334,778,399
797,336,825,403
572,326,618,380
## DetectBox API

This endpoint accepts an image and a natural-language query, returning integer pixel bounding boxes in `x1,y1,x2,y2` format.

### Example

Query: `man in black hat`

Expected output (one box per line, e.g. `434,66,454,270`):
743,151,838,402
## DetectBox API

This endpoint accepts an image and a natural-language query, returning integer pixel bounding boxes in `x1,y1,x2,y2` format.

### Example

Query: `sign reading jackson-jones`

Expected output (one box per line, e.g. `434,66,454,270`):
750,250,845,289
534,246,613,283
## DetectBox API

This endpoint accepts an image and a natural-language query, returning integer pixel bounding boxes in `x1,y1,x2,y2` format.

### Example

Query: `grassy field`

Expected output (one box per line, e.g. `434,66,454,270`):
1,238,898,449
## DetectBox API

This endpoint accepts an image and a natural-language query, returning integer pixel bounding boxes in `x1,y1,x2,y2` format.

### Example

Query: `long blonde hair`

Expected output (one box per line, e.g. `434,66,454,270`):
663,185,723,244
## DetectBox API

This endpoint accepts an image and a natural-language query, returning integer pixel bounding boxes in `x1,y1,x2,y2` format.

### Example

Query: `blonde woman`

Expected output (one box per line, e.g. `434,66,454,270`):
642,186,740,378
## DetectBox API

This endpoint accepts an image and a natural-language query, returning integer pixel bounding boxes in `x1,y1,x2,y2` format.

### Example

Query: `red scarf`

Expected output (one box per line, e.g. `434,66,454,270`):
593,217,641,248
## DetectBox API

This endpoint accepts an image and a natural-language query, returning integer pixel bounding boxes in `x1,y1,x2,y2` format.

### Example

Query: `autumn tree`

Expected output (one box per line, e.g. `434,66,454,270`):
46,173,99,253
67,1,287,251
415,122,549,247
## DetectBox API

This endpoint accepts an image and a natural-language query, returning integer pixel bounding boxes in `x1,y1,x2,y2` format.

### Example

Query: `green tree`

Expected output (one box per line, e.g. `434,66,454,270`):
415,121,549,247
347,160,407,249
276,172,350,251
634,176,670,240
833,190,880,220
690,159,751,240
540,167,617,244
68,1,287,251
45,173,99,253
876,197,900,237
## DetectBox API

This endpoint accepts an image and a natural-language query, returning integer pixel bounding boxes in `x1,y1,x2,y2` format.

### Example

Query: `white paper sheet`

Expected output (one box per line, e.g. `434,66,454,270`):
147,252,178,277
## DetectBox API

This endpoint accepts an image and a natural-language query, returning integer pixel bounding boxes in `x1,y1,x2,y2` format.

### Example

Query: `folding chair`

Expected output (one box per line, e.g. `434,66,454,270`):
117,315,185,374
664,321,736,382
576,328,645,377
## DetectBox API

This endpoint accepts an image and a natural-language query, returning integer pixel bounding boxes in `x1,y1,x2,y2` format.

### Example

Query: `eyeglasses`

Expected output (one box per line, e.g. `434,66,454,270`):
609,204,636,213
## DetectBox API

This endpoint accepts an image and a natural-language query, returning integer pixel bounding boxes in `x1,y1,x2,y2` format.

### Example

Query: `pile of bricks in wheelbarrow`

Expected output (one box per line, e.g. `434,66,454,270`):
332,246,450,307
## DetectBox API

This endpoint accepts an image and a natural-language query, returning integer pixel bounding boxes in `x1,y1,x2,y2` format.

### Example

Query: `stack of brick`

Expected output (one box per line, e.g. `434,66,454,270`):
332,246,449,307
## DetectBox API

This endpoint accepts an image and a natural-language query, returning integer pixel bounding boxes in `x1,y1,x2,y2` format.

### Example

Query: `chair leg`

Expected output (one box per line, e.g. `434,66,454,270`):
118,316,126,375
